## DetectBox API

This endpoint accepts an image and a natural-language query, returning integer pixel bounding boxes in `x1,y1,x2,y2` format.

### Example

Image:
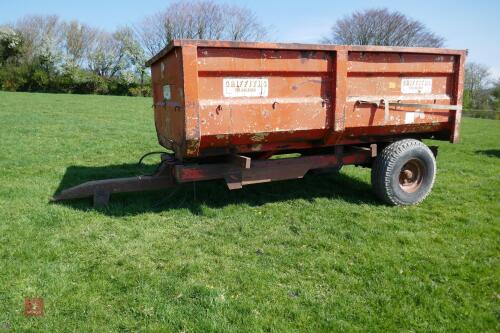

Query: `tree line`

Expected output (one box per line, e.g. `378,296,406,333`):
0,16,150,96
463,62,499,119
0,1,267,96
0,4,498,117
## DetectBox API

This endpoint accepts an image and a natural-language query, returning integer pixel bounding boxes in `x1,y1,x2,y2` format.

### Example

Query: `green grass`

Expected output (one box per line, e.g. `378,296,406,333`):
0,91,499,332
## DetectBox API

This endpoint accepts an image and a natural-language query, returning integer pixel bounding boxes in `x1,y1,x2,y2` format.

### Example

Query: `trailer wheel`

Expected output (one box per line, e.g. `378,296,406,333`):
371,139,436,206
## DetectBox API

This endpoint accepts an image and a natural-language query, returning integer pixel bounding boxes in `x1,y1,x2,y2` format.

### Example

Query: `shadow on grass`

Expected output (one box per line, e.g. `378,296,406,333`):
52,163,381,216
475,149,500,158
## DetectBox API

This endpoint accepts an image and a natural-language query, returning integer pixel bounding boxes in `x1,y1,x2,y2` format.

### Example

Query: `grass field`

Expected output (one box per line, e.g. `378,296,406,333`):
0,91,499,332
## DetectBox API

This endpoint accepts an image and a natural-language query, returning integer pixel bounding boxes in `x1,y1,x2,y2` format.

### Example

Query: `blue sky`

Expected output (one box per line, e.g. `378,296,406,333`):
1,0,499,77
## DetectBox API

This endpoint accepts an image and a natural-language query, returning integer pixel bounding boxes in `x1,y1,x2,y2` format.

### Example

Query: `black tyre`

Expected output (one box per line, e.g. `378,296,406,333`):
371,139,436,206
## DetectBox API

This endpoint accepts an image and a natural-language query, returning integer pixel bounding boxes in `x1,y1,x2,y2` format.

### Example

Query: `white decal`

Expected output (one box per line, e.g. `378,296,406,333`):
163,85,171,100
223,78,268,97
401,78,432,94
405,112,415,124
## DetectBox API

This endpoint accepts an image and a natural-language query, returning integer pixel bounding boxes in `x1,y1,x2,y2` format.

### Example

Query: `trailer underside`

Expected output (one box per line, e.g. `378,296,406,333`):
52,145,375,207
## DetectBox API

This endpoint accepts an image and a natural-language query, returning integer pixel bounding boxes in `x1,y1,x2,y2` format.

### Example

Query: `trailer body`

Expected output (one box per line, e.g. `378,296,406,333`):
146,40,466,160
53,40,466,206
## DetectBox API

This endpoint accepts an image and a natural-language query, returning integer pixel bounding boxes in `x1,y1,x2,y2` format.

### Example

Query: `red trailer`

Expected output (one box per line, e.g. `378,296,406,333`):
53,40,466,206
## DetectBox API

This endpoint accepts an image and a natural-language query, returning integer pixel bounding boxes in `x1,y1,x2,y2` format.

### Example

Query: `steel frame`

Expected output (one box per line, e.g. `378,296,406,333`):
52,147,373,206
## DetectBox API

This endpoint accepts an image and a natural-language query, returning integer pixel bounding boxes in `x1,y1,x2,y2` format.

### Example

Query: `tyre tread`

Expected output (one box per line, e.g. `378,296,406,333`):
371,139,436,205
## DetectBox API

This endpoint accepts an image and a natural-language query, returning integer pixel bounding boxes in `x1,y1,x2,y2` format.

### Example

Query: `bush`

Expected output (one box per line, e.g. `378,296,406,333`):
0,60,151,96
128,85,151,97
0,62,29,91
463,110,500,120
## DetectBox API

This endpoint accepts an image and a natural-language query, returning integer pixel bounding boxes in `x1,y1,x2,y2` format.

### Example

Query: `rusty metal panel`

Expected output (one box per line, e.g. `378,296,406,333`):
450,52,466,143
152,48,185,152
197,48,330,72
181,45,201,157
195,46,333,156
334,50,348,133
347,52,456,73
148,40,466,159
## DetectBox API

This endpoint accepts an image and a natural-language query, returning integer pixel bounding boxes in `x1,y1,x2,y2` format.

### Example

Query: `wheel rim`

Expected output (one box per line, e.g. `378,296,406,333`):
399,158,425,193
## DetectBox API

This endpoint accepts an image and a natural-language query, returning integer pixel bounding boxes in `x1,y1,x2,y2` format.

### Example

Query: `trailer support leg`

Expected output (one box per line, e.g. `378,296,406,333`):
94,189,111,207
52,157,177,206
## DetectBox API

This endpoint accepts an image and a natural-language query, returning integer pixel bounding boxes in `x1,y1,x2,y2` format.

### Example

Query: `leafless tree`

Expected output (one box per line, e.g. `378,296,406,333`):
134,12,169,58
113,26,147,88
10,15,145,79
223,5,267,41
465,62,491,109
135,0,268,57
85,26,149,79
61,20,98,66
14,15,64,62
87,30,127,77
322,8,444,47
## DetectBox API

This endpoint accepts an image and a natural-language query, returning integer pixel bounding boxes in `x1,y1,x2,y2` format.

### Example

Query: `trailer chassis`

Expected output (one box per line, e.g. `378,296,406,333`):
52,146,374,207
